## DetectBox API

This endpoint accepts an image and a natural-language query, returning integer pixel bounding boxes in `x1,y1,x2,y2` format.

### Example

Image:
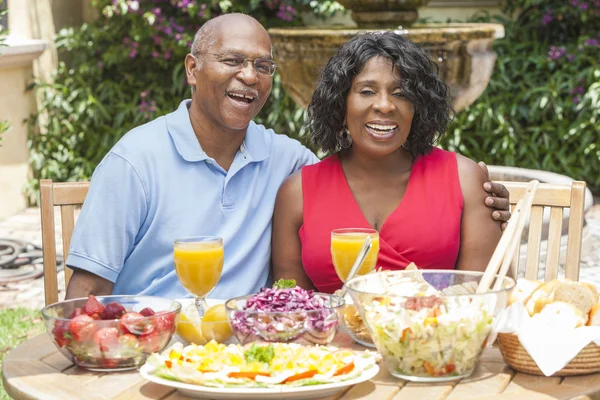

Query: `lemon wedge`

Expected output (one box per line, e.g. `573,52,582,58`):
201,304,233,343
176,304,207,345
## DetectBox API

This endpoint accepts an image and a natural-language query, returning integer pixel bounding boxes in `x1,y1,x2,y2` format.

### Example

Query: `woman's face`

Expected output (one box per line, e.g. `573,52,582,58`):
345,56,415,158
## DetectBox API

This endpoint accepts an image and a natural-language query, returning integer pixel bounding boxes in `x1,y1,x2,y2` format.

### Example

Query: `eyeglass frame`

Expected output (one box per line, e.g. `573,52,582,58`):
195,52,278,76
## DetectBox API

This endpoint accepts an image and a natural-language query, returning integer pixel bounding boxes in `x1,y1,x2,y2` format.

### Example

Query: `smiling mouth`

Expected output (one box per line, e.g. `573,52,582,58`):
365,123,398,136
227,92,256,104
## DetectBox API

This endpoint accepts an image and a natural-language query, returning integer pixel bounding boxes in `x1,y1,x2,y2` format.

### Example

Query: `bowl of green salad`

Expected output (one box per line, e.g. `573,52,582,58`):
346,269,515,382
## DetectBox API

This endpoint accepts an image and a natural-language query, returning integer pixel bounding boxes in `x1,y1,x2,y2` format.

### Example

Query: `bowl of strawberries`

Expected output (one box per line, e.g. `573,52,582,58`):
41,295,181,371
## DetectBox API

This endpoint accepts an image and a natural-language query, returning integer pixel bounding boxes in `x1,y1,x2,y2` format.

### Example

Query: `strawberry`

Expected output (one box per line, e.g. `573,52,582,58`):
101,302,126,320
100,358,120,369
118,312,154,336
138,332,162,353
139,307,155,317
68,314,97,342
68,307,84,319
93,327,120,353
153,313,176,334
52,319,71,347
82,295,105,319
119,333,139,349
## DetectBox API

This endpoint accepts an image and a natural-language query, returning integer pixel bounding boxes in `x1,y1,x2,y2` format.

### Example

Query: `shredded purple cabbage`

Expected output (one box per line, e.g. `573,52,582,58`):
229,287,341,344
243,287,327,312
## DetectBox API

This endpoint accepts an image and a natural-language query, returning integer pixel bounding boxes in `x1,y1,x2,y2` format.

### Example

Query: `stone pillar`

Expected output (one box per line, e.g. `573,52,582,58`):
0,0,51,220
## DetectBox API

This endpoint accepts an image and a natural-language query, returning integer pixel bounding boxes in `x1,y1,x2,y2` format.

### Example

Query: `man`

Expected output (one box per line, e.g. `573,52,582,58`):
65,14,510,300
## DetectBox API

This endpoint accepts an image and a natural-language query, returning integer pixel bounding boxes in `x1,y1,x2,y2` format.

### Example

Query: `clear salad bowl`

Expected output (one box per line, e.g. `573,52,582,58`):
225,292,344,346
346,270,515,382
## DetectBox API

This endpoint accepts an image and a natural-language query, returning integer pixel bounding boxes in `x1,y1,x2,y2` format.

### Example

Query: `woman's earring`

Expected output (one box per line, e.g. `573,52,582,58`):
338,126,353,149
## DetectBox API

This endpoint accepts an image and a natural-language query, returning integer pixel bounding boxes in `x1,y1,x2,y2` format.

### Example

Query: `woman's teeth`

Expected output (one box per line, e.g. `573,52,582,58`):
366,123,397,135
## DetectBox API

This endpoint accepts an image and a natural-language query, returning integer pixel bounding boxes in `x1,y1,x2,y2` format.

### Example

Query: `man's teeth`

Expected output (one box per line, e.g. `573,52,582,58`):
229,93,254,102
366,123,397,132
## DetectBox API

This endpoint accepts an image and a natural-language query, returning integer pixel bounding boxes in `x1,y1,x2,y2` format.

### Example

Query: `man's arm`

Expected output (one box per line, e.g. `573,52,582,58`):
479,161,511,230
64,151,148,297
65,269,114,299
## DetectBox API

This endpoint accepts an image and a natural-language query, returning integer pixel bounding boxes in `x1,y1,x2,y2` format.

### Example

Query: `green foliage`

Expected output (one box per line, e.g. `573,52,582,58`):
27,0,318,203
0,308,45,399
440,0,600,193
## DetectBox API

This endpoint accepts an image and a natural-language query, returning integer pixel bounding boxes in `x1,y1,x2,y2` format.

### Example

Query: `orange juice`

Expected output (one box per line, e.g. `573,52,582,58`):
174,243,224,297
331,232,380,282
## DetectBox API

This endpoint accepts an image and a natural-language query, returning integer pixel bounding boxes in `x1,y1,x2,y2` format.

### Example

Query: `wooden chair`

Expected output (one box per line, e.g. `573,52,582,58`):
39,179,90,305
499,180,587,282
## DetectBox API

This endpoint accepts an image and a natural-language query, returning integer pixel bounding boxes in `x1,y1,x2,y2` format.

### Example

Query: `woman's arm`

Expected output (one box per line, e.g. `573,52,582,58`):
455,155,503,272
271,171,317,290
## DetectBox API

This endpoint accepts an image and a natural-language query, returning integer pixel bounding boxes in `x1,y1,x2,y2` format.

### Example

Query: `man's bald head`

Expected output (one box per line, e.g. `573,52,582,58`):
191,13,271,69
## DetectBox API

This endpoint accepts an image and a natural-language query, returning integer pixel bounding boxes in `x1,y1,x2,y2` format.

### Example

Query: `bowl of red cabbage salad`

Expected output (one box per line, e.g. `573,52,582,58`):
225,280,344,345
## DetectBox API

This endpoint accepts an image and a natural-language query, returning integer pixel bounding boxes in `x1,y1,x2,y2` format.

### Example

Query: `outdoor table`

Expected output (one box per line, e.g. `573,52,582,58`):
4,332,600,400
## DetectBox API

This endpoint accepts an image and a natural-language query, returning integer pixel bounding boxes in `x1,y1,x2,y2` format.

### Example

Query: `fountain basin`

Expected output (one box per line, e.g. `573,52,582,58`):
336,0,432,27
269,23,505,112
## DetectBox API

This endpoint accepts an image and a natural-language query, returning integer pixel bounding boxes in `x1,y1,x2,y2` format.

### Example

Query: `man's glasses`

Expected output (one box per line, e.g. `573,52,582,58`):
200,52,277,76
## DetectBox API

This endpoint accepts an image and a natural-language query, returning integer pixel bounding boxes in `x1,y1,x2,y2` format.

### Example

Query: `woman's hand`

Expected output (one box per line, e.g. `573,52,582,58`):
478,161,511,231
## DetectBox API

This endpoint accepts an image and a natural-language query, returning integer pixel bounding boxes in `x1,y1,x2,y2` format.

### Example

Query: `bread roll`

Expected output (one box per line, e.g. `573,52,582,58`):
536,301,587,328
550,281,595,317
509,278,543,306
582,282,600,304
524,280,559,316
587,303,600,326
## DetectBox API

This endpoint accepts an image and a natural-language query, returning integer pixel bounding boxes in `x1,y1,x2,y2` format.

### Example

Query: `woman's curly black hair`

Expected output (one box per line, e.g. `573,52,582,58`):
306,31,454,159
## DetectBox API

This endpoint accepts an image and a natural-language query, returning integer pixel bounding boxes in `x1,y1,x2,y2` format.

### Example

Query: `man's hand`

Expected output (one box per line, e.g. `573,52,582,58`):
478,161,511,231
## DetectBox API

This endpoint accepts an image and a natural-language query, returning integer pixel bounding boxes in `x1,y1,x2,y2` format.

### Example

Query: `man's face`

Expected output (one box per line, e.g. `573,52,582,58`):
187,22,273,133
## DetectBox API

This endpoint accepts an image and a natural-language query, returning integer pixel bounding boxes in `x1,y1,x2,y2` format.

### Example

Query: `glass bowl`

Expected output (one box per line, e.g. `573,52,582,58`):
225,293,344,345
41,295,181,371
340,301,376,348
346,270,515,382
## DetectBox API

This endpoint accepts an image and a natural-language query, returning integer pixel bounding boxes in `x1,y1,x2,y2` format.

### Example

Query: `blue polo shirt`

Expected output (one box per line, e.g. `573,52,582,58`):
66,100,318,299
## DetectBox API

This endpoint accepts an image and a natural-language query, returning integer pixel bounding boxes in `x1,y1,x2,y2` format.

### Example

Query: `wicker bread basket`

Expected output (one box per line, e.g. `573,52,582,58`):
497,333,600,376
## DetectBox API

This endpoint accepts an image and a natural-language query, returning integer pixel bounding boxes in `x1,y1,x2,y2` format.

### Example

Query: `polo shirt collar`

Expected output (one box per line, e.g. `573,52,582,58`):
166,100,269,163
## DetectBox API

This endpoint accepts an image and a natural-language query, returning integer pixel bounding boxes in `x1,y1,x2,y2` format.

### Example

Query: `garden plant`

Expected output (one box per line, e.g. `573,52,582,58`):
28,0,600,196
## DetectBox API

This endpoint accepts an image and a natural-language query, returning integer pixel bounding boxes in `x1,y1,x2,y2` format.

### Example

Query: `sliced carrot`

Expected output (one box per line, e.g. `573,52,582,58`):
197,368,218,373
400,328,412,342
283,369,318,383
164,360,172,369
423,361,436,376
333,362,354,376
227,371,271,379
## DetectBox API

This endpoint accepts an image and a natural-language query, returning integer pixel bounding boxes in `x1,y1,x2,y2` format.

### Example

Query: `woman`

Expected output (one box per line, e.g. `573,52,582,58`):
272,32,503,293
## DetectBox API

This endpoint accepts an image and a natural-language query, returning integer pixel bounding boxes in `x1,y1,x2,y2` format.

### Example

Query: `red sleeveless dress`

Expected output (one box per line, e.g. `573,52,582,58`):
299,148,463,293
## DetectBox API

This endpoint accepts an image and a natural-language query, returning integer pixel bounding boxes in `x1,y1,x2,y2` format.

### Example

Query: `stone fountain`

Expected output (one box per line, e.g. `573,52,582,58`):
268,0,505,112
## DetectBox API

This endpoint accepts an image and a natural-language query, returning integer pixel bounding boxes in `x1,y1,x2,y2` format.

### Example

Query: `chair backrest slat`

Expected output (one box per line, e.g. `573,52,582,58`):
499,180,586,282
524,205,544,280
545,206,564,281
40,179,90,305
60,205,76,286
565,181,586,281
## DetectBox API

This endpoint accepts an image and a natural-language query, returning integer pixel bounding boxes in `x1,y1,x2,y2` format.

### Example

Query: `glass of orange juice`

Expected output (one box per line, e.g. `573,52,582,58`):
174,236,224,318
331,228,380,282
